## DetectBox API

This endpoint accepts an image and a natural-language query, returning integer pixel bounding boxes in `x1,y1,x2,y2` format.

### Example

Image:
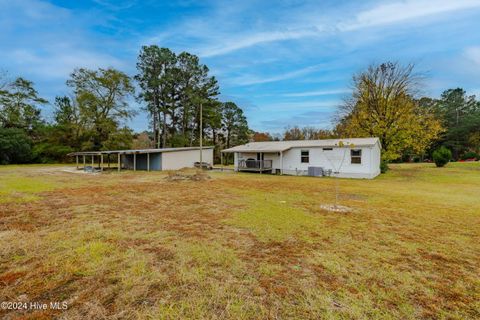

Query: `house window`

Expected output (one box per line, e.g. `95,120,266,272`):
351,149,362,164
323,148,333,151
301,150,309,163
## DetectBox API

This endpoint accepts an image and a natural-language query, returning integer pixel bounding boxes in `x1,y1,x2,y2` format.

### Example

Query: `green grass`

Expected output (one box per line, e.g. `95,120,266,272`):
0,173,56,203
0,163,479,319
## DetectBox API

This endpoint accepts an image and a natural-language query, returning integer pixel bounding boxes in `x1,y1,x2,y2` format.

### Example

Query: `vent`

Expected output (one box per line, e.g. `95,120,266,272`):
308,166,324,177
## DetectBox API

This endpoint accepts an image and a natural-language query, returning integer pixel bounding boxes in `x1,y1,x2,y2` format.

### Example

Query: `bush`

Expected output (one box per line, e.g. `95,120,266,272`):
432,147,452,167
461,151,479,161
380,160,389,173
0,128,33,164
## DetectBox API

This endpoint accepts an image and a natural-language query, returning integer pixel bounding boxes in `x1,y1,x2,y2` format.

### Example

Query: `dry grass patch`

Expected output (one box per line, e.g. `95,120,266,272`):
0,163,479,319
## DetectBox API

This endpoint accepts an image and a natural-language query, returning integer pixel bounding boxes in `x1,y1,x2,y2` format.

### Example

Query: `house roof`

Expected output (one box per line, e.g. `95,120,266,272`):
68,146,214,156
221,138,380,153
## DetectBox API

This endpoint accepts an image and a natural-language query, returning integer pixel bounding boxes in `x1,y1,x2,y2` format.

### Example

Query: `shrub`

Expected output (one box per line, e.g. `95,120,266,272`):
380,160,389,173
0,128,33,164
461,151,479,161
432,147,452,167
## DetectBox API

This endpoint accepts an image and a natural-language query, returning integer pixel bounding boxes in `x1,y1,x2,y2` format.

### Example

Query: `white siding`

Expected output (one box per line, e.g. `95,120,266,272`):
233,145,380,179
280,147,379,178
161,148,213,170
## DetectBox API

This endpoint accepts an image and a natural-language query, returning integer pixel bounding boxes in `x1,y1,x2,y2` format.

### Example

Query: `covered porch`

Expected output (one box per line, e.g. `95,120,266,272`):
222,145,290,174
238,158,273,172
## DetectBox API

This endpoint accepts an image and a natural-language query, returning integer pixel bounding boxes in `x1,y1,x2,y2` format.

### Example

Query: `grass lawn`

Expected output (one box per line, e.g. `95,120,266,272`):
0,163,479,319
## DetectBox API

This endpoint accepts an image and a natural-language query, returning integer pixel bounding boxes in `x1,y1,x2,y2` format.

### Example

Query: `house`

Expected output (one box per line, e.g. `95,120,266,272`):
69,147,214,171
221,138,381,179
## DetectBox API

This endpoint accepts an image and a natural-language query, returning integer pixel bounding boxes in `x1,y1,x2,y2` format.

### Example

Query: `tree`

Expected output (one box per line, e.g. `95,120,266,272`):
0,127,32,164
432,146,452,167
434,88,480,159
252,132,273,142
135,47,221,149
0,77,47,134
283,126,335,140
67,67,135,150
221,102,249,149
336,62,443,162
132,131,153,149
135,46,177,148
52,96,83,150
283,126,305,140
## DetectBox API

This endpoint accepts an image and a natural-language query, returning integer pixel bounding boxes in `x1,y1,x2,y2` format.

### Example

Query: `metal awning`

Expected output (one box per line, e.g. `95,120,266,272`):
68,146,214,157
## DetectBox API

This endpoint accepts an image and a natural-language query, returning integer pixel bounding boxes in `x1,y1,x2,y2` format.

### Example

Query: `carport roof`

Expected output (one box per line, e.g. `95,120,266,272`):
68,146,214,156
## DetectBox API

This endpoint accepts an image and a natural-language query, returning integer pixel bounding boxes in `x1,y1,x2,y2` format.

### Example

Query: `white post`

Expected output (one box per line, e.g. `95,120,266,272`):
76,155,79,169
147,153,150,172
280,151,283,175
100,154,103,172
83,155,86,169
220,152,223,171
91,155,94,167
118,154,121,172
133,153,137,171
260,152,263,174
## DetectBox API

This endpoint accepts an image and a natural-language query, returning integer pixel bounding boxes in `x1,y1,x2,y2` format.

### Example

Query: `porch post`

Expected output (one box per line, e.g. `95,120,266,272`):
280,151,283,175
76,155,79,169
220,152,223,171
260,152,263,174
147,153,150,172
83,155,86,169
133,153,137,171
118,154,121,172
91,155,94,167
108,154,110,168
100,154,103,172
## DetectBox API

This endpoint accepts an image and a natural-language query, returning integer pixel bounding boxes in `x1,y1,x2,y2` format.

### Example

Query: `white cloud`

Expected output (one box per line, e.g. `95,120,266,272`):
257,100,339,111
198,28,321,57
5,48,126,79
464,46,480,66
192,0,480,57
282,88,349,97
230,64,325,86
340,0,480,31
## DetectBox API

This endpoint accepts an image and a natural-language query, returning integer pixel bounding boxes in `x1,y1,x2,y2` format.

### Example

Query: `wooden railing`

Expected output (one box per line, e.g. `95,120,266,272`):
238,159,273,170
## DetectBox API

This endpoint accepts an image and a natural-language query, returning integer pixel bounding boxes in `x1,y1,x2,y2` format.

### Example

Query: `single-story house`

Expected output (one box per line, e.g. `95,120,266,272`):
69,146,214,171
221,138,381,179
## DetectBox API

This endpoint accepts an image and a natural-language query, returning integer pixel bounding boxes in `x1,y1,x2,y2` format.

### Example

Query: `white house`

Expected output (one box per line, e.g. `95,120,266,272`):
222,138,381,179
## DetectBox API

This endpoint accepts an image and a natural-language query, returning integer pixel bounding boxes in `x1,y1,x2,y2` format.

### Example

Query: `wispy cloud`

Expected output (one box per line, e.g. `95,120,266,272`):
464,46,480,67
199,28,321,57
230,64,325,86
282,88,349,97
257,100,339,111
340,0,480,31
160,0,480,59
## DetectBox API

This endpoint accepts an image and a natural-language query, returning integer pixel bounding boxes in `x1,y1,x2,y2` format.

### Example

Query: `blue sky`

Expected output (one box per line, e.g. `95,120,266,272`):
1,0,480,133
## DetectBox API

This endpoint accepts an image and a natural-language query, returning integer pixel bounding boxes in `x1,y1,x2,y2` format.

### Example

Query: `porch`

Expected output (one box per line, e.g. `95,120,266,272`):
238,159,273,172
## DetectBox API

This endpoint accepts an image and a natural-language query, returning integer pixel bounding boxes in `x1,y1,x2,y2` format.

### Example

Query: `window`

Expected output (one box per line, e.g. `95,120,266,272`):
301,150,309,163
322,148,333,151
351,149,362,164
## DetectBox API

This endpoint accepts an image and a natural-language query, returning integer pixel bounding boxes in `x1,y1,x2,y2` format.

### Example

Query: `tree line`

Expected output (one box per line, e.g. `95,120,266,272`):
0,46,250,164
1,58,479,166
